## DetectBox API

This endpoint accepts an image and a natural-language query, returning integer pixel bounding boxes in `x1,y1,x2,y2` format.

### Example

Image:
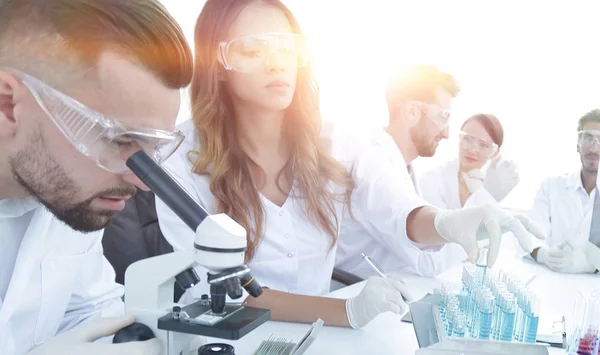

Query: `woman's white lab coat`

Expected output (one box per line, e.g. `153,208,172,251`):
418,159,499,274
0,199,124,354
156,120,346,299
527,170,596,249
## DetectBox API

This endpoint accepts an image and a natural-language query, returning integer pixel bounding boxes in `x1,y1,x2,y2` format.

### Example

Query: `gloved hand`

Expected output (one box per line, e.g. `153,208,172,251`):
461,169,485,194
546,241,596,274
483,155,520,202
434,205,545,267
26,316,161,355
534,244,564,270
345,277,409,329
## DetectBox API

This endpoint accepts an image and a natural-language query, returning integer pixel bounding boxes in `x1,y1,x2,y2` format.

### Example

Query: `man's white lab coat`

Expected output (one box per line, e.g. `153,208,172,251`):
528,170,597,249
0,198,124,354
335,130,445,279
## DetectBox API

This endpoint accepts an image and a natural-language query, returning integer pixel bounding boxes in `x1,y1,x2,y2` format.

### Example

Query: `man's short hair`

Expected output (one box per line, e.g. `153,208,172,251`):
0,0,193,89
577,109,600,131
385,64,460,111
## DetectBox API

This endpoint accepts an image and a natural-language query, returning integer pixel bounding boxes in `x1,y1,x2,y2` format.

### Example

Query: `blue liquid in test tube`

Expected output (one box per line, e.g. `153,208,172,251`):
524,294,540,343
501,294,517,342
479,293,495,340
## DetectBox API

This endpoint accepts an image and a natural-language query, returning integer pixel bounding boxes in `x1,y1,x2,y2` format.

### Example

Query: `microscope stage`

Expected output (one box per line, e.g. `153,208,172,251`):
158,302,271,340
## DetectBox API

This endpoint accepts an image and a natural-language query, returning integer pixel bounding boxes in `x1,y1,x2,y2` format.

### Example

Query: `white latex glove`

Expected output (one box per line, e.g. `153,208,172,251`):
461,169,485,194
26,316,161,355
535,244,564,270
434,205,546,267
546,241,596,274
345,277,409,329
483,155,520,202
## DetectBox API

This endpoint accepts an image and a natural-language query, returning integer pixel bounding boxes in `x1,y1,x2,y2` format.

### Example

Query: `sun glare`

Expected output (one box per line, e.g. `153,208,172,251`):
161,0,600,209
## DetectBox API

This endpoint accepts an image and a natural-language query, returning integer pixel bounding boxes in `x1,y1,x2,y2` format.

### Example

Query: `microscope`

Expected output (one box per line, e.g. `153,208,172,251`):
116,151,271,355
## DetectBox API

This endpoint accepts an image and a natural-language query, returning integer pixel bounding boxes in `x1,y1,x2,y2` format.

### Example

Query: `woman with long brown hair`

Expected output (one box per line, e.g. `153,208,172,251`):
156,0,408,328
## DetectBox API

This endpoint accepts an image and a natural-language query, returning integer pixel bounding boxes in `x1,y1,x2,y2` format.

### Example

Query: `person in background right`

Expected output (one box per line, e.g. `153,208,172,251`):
529,109,600,274
417,113,519,273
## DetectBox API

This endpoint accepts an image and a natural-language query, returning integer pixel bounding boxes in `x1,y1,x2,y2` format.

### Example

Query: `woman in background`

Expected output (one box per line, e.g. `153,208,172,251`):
418,113,519,273
420,113,518,209
156,0,408,328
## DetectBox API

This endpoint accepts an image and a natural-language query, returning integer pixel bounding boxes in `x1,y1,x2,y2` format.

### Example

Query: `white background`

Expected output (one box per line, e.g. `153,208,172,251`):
160,0,600,210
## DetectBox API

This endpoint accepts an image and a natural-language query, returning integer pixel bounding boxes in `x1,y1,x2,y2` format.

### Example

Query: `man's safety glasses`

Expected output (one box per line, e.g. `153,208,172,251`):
578,130,600,148
218,32,310,73
459,131,498,158
5,67,184,174
406,101,451,129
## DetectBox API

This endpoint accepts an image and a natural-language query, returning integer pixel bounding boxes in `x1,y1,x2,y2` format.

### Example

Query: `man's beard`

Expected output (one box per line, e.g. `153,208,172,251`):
582,153,599,174
9,130,136,232
411,126,437,158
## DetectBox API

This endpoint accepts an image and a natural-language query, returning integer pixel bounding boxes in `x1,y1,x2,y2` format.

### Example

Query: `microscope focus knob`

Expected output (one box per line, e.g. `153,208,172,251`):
112,322,156,343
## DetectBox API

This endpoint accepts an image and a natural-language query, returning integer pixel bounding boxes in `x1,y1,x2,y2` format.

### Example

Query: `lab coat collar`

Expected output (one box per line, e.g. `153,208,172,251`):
0,197,39,218
566,170,587,192
373,129,409,169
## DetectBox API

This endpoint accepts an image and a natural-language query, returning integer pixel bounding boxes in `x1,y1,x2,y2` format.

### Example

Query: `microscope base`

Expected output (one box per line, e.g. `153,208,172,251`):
158,301,271,340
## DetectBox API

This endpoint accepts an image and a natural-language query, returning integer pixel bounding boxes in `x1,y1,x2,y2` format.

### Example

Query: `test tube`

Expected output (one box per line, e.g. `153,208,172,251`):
479,292,495,340
512,283,526,341
567,292,589,352
491,283,507,340
500,293,517,342
524,293,540,343
439,283,451,323
446,302,459,336
475,248,489,286
453,312,467,338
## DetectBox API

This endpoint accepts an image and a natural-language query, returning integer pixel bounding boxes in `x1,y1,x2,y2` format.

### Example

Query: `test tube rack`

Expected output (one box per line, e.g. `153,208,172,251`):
410,294,550,355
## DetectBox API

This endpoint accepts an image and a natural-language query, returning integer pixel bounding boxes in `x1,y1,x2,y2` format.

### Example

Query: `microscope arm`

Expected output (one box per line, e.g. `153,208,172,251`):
124,250,196,312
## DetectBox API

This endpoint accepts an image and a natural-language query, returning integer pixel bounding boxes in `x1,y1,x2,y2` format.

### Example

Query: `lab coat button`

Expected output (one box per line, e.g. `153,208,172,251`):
279,210,284,216
287,253,293,258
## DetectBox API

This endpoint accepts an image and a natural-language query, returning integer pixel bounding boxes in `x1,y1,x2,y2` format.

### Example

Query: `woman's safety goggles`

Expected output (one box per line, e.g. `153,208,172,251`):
218,32,310,73
578,130,600,148
6,68,184,174
459,131,498,158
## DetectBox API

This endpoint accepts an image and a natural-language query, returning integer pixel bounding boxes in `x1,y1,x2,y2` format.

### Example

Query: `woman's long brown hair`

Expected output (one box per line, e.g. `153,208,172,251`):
189,0,354,261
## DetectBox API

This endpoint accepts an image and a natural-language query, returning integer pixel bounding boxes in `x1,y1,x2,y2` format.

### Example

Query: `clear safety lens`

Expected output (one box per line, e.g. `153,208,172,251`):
8,68,184,174
407,101,451,129
578,130,600,147
219,32,309,73
459,131,498,157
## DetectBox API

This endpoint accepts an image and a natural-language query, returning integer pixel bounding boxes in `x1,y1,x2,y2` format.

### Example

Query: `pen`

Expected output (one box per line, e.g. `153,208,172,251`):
361,253,387,278
361,253,409,302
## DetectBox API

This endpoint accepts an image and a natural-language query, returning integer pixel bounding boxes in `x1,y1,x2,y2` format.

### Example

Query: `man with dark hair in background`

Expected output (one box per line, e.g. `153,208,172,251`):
0,0,192,353
530,109,600,274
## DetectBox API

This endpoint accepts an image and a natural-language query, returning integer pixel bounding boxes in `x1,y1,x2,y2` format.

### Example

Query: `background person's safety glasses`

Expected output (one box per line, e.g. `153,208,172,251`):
578,130,600,148
218,32,310,73
5,67,184,174
459,131,498,158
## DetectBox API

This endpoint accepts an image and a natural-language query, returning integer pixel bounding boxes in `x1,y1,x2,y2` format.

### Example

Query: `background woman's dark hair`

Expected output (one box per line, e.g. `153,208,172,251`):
461,113,504,147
